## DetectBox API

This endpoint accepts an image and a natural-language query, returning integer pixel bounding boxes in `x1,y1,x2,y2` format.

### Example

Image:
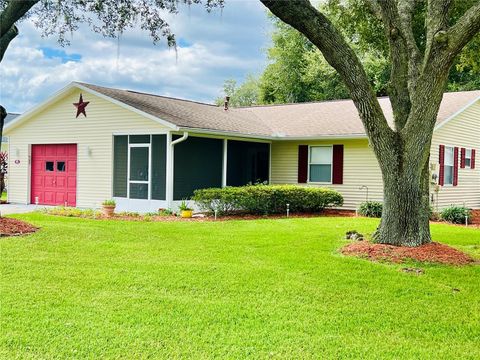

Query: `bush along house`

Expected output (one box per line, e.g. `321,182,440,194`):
3,82,479,212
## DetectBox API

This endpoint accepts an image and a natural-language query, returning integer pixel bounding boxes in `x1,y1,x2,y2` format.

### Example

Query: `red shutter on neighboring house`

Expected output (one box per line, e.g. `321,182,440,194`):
460,148,466,169
453,147,459,186
298,145,309,183
472,149,476,169
438,145,445,186
332,145,344,184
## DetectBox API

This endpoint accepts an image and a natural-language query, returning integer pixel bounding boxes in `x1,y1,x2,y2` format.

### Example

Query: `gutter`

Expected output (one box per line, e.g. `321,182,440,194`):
177,127,368,141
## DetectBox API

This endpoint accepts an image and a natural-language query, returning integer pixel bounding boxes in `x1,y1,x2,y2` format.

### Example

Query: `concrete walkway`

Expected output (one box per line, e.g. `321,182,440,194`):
0,204,48,216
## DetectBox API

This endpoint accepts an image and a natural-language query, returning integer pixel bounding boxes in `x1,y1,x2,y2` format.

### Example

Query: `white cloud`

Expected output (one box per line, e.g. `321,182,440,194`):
0,0,271,113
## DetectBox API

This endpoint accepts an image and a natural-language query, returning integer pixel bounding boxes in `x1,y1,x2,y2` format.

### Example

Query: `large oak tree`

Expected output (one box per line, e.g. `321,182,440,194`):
260,0,480,246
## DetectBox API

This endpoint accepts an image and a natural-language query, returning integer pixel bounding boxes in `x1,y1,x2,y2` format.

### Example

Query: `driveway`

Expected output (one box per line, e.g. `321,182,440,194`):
0,204,47,216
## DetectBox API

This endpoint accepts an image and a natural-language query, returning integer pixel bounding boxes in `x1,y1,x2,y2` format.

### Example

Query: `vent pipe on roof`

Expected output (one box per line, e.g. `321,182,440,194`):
224,96,230,111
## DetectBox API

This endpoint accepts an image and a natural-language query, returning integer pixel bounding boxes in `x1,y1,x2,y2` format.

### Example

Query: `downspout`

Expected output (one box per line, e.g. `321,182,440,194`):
171,132,189,146
166,132,188,209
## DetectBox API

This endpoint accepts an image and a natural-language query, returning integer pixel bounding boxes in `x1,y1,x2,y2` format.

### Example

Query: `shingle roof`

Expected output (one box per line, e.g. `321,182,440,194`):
79,82,480,138
4,113,19,125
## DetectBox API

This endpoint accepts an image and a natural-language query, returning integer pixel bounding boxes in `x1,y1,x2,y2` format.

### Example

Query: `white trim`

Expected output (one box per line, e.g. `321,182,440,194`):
222,139,228,187
177,127,368,141
434,96,480,131
128,139,151,200
165,133,174,208
113,130,169,135
307,145,333,185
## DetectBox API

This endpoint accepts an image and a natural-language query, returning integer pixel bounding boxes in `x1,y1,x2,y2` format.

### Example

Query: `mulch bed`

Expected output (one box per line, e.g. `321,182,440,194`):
471,210,480,225
0,217,39,237
106,209,357,222
342,241,476,266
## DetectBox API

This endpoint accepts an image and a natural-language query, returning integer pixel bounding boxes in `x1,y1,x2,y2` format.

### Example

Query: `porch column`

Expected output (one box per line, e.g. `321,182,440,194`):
165,132,174,208
222,139,228,187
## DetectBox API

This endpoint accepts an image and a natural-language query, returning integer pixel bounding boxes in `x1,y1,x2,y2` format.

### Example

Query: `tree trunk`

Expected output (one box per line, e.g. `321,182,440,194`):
374,156,432,246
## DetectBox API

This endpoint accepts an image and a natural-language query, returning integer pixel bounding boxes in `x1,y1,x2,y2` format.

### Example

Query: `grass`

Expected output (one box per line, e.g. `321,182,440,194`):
1,213,479,359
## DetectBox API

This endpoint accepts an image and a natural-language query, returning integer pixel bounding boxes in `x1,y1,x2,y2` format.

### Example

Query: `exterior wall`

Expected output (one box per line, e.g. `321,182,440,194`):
431,99,480,210
270,138,383,209
6,88,169,208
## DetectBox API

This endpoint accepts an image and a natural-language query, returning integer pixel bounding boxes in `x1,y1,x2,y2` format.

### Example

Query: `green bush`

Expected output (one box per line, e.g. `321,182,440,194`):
358,201,383,218
192,184,343,215
441,206,471,224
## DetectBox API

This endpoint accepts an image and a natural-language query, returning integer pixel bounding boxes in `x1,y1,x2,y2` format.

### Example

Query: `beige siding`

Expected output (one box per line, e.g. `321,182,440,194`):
431,99,480,209
271,139,384,209
271,100,480,210
6,88,169,208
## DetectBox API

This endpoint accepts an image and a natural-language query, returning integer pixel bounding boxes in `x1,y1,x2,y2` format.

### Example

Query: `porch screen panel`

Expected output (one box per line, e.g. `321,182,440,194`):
151,135,167,200
227,140,270,186
113,135,128,197
130,147,149,181
173,136,223,200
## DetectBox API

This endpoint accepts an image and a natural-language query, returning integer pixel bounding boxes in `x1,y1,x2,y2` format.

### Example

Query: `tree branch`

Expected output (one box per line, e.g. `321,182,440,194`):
446,1,480,60
0,25,18,62
260,0,395,160
375,0,422,130
0,0,38,38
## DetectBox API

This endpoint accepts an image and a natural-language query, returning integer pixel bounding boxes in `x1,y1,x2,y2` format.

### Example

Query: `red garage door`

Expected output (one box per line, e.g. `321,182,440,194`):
31,144,77,206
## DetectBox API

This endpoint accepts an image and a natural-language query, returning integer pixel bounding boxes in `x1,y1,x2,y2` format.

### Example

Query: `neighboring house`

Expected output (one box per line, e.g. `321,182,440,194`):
1,113,20,152
4,82,479,212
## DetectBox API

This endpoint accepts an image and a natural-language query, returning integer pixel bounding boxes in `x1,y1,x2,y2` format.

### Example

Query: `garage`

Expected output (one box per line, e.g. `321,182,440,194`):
31,144,77,206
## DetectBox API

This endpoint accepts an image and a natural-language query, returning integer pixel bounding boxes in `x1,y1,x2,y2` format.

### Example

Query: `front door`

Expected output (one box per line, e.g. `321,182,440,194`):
31,144,77,206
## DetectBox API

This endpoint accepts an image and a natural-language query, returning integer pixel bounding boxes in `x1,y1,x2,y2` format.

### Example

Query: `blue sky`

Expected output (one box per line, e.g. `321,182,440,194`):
0,1,271,113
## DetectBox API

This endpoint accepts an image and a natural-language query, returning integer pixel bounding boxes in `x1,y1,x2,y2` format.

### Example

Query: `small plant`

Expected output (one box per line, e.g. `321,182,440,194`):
357,201,383,218
101,199,116,217
179,200,193,218
441,206,471,224
158,208,174,216
179,200,192,211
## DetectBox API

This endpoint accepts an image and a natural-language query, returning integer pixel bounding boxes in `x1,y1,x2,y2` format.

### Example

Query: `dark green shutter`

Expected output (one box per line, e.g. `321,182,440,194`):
113,136,128,197
151,135,167,200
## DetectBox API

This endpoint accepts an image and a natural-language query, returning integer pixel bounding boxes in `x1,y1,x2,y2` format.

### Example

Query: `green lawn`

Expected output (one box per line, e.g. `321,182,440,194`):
1,214,479,359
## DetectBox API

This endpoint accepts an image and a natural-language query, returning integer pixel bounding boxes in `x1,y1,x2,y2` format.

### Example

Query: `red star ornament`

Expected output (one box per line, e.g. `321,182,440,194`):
73,94,90,118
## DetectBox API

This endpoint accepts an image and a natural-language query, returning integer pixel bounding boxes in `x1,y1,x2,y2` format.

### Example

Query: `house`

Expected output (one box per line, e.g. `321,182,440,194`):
1,113,19,152
3,82,479,212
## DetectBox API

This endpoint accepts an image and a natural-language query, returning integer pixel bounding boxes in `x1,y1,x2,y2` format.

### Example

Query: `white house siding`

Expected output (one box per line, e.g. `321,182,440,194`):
270,139,384,209
6,88,169,208
431,99,480,210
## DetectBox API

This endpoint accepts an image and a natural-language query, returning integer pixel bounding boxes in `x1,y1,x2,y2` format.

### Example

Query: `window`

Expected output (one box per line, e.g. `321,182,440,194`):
309,146,332,183
57,161,66,172
112,134,167,200
45,161,54,172
444,146,454,185
465,149,472,168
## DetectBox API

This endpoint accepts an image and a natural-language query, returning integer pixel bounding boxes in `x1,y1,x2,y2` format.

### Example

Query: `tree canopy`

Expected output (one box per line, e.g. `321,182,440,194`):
222,0,480,106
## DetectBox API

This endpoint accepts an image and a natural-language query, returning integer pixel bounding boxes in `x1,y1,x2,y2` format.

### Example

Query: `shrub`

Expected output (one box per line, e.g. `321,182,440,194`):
102,199,116,206
441,206,471,224
192,184,343,215
43,207,102,218
358,201,383,218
